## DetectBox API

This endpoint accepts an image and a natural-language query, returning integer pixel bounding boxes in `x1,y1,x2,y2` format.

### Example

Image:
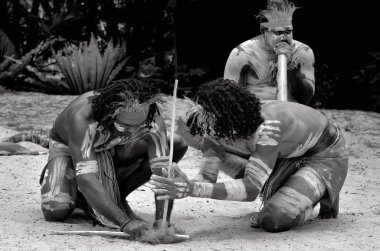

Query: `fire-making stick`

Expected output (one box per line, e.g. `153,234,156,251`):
161,79,178,228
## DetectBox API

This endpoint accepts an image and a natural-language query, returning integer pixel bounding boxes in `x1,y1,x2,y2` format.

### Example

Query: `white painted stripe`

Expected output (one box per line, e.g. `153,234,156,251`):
265,120,281,124
260,131,281,137
245,163,268,188
49,160,66,196
257,135,279,146
293,167,326,198
261,125,281,131
76,160,98,176
224,180,248,201
149,133,163,157
192,182,213,198
274,187,314,219
157,129,168,153
248,156,272,175
80,123,97,159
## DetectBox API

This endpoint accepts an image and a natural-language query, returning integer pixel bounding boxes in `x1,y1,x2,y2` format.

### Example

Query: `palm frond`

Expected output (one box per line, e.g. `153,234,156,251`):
0,29,16,60
53,34,128,94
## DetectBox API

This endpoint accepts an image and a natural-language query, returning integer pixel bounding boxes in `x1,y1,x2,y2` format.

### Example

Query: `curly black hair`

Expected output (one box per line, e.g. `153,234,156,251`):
187,78,264,140
91,78,161,132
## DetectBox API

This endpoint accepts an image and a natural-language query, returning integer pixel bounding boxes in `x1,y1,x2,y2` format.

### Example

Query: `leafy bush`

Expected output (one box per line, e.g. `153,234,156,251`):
0,29,16,59
53,34,129,94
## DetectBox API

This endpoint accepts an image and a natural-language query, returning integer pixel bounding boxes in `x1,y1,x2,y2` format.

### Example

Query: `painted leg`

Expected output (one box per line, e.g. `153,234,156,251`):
257,166,326,232
40,156,77,221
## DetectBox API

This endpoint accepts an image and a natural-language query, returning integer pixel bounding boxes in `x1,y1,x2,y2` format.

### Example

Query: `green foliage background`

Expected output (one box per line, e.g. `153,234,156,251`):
0,0,379,112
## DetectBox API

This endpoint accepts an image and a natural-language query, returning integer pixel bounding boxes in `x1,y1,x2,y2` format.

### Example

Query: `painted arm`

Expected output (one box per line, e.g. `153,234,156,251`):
224,47,259,86
68,118,129,227
190,139,280,201
151,120,283,202
289,46,315,105
192,136,223,183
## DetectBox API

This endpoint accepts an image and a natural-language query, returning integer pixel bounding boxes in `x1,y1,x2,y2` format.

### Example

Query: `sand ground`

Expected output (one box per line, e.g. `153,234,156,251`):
0,91,379,251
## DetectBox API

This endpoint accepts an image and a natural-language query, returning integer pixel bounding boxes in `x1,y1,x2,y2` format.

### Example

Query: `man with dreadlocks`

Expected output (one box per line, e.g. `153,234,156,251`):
224,0,315,105
40,79,187,238
150,78,348,232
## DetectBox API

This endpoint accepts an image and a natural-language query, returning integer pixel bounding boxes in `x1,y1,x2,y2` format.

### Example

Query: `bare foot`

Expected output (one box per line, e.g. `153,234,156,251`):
318,196,339,219
250,215,261,228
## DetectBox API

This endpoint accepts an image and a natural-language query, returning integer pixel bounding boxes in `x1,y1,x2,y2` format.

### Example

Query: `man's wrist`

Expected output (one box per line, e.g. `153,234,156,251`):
190,182,213,198
120,218,133,232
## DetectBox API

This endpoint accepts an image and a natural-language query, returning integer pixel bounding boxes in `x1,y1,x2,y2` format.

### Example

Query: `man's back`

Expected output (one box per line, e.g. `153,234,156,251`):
52,91,96,145
260,101,328,158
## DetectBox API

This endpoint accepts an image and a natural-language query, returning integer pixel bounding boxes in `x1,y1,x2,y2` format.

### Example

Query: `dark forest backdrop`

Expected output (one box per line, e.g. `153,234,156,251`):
1,0,379,112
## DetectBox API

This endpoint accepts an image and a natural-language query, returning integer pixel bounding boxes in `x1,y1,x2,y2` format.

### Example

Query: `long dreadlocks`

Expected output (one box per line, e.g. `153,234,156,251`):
91,78,162,132
187,78,264,140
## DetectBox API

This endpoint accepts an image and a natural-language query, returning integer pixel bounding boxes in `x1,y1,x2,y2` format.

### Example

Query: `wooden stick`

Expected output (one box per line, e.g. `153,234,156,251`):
49,230,190,240
50,230,130,239
0,151,47,156
277,54,288,101
162,79,179,228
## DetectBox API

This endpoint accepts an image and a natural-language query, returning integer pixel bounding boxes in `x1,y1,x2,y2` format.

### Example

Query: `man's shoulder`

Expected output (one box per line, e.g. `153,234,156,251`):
293,40,314,57
69,104,93,125
234,35,264,53
263,101,324,125
262,101,307,122
293,39,311,48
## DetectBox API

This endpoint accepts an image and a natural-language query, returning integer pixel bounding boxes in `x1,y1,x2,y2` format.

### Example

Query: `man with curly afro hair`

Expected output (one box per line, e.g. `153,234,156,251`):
150,78,348,233
40,78,187,238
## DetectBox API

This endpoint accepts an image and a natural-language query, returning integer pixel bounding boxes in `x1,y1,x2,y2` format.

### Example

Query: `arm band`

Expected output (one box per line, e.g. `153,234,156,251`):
191,182,214,198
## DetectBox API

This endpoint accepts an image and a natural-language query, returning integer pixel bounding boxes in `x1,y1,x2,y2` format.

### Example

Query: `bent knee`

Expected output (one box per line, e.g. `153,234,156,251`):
41,195,75,221
258,203,296,232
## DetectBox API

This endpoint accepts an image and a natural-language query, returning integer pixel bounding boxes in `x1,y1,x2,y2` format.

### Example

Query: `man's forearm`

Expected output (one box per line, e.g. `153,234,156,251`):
78,176,128,226
190,179,259,201
294,78,315,105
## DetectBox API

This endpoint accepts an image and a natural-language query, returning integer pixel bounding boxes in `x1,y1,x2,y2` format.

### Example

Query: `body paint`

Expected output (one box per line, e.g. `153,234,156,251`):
224,179,248,201
245,156,271,189
256,120,281,146
76,160,98,176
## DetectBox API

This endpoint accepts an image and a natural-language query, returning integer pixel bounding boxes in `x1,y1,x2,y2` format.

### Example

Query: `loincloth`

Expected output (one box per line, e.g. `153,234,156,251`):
40,138,123,229
261,121,348,207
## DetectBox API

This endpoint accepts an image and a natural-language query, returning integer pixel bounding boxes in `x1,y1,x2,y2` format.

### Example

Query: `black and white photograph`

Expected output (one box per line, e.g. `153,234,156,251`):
0,0,379,250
